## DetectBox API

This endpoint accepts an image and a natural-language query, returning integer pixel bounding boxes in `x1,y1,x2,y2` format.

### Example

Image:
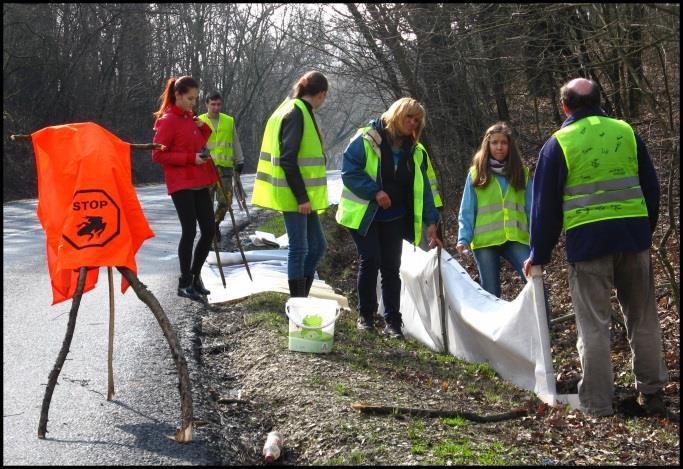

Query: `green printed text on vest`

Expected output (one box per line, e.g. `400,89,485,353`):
471,167,529,250
251,99,328,212
554,115,647,231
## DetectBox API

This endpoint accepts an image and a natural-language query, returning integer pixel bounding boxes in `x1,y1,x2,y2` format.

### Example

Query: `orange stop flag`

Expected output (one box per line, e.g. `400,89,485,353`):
31,122,154,305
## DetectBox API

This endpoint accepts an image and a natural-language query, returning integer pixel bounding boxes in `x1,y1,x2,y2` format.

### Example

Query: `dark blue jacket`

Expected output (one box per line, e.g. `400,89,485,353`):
340,118,439,239
529,107,660,265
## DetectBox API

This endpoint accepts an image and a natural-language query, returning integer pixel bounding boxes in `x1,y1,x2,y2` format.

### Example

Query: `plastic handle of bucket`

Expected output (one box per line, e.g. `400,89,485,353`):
285,306,341,330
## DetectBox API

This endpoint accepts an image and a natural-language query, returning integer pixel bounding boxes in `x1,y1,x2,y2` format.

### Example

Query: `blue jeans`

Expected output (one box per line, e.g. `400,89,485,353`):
472,241,530,298
282,211,327,280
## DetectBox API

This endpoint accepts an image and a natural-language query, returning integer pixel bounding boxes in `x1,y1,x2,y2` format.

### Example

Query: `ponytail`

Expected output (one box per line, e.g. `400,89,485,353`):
292,71,328,99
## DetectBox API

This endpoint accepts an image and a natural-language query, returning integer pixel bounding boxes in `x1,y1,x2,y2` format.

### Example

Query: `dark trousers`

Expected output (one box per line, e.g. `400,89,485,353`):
349,217,405,324
170,188,215,279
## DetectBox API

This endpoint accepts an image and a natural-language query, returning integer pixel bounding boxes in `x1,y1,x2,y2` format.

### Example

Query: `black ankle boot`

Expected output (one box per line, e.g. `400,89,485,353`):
288,278,306,298
304,276,314,297
192,274,210,295
178,275,203,302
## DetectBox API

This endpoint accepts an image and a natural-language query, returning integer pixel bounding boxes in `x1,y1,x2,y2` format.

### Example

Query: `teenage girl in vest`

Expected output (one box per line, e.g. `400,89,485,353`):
456,122,532,298
152,75,217,302
252,71,330,298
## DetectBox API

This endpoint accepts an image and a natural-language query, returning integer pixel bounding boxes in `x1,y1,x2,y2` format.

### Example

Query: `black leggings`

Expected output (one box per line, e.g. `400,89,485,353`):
170,188,215,278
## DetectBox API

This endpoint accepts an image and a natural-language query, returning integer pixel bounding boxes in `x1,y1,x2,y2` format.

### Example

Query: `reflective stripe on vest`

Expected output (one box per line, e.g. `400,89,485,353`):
251,98,328,211
426,154,443,208
470,166,530,250
335,128,426,246
554,115,647,231
197,113,235,168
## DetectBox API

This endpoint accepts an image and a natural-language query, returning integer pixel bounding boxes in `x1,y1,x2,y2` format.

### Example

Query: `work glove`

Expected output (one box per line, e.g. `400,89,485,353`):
235,162,244,174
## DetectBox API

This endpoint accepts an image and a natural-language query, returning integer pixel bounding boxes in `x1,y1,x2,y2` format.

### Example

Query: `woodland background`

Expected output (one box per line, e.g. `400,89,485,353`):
3,2,680,304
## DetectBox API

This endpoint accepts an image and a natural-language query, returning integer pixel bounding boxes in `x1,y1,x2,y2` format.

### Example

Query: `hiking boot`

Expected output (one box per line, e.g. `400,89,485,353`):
356,314,375,331
637,390,667,417
192,274,210,296
382,322,404,339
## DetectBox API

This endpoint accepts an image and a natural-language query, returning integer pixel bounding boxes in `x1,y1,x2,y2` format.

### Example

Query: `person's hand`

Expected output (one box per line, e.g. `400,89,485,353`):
375,190,391,209
298,201,312,215
193,116,204,128
235,163,244,174
195,153,210,165
456,243,471,255
523,258,542,278
426,224,442,249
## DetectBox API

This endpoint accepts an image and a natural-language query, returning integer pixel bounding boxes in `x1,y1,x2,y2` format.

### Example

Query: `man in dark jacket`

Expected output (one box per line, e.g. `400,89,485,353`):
523,78,668,417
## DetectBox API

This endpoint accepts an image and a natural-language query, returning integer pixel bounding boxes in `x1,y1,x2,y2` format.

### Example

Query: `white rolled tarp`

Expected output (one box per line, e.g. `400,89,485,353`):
397,241,578,408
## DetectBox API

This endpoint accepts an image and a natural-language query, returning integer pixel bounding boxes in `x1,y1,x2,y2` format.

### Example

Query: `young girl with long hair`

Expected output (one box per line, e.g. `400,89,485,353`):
251,71,330,299
152,75,217,301
456,122,532,297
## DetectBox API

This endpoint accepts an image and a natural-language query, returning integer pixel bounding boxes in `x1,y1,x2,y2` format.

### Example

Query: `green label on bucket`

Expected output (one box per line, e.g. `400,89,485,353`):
302,314,323,328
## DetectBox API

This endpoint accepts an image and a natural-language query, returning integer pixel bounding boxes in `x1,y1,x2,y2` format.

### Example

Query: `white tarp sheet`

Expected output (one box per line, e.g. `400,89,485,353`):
397,241,578,408
201,249,349,308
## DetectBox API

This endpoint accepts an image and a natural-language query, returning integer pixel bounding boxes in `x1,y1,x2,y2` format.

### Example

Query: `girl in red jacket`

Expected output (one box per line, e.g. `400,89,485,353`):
152,76,217,301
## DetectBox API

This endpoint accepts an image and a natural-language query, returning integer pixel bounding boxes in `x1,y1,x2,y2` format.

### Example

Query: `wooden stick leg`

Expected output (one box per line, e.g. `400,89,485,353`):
117,267,194,443
38,266,88,439
107,267,115,400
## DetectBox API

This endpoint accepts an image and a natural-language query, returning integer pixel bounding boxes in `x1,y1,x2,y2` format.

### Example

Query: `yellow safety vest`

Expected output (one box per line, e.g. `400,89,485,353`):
251,98,328,212
197,112,235,168
426,154,443,208
335,127,427,246
470,167,530,250
554,115,647,231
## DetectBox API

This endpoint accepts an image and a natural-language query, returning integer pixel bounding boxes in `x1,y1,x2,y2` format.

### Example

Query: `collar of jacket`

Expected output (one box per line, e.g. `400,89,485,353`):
561,106,606,128
169,105,193,118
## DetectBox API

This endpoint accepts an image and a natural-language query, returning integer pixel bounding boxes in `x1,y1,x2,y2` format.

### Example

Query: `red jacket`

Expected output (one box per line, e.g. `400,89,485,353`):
152,105,217,194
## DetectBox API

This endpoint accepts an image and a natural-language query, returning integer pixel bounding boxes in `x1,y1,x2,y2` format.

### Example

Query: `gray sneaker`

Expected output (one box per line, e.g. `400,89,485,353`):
637,390,667,417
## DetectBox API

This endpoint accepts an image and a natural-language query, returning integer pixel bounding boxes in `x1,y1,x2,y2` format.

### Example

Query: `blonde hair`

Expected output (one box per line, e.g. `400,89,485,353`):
471,122,525,191
381,97,426,144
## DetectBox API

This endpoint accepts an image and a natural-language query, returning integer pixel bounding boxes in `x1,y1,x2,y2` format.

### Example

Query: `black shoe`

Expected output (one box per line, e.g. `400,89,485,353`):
637,390,667,417
304,276,314,297
288,278,306,298
178,286,204,302
215,222,222,242
356,315,374,331
192,274,210,295
382,322,404,339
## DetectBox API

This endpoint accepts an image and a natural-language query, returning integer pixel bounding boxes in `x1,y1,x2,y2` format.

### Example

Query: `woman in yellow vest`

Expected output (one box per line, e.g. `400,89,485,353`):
251,71,329,298
456,122,532,298
336,98,441,339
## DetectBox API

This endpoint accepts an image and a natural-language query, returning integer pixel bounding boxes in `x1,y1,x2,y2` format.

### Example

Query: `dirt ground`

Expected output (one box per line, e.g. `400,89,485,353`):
194,208,680,465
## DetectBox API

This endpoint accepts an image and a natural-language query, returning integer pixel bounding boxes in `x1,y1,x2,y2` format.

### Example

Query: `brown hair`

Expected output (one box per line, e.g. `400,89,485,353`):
381,97,426,144
291,71,328,98
153,75,199,120
471,122,526,191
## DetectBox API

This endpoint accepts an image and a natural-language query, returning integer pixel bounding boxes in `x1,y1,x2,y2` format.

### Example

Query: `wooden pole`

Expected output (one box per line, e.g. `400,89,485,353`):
38,267,88,439
117,267,194,443
10,134,164,151
107,267,115,401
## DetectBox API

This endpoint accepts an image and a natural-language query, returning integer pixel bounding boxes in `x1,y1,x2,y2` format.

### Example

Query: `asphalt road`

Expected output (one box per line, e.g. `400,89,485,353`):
3,171,341,465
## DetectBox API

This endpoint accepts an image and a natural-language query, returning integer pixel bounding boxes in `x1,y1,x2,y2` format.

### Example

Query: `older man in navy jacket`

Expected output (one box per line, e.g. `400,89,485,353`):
523,78,668,417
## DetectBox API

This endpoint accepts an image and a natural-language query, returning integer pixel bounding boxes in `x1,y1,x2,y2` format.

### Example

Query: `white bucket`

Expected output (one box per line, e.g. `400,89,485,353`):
285,298,341,354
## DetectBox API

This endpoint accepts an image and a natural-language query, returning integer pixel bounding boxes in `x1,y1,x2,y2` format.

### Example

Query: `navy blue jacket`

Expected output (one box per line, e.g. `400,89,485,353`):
340,118,439,239
529,107,660,265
